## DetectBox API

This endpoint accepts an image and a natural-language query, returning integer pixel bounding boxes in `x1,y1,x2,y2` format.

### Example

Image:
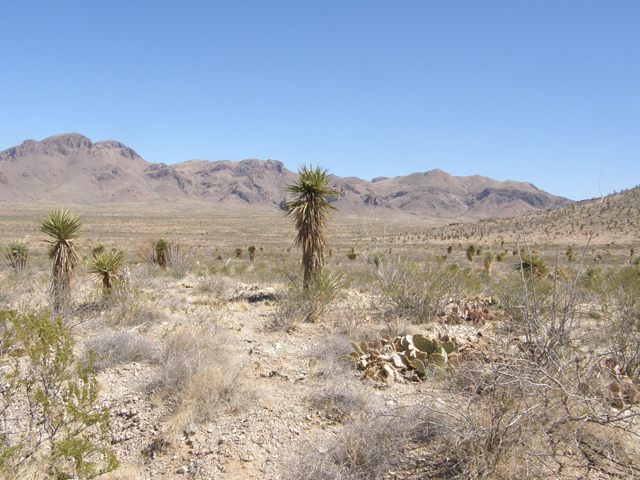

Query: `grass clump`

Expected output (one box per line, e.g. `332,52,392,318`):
84,330,158,371
149,325,254,440
273,271,343,329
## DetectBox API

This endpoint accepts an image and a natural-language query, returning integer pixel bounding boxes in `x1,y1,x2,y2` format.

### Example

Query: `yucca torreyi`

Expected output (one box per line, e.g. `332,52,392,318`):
284,165,339,288
155,237,170,269
89,250,127,290
40,209,83,310
5,239,29,272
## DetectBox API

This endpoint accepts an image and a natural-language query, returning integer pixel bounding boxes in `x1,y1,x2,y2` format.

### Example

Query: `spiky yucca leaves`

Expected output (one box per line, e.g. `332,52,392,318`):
516,254,550,278
284,165,339,288
155,237,170,269
248,245,256,261
40,210,83,311
484,251,496,274
89,250,127,290
5,240,29,272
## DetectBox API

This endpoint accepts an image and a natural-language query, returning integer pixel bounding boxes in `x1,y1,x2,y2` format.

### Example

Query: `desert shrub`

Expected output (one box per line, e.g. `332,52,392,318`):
40,209,83,313
600,265,640,377
89,250,127,291
483,251,495,274
412,348,640,479
273,272,343,329
0,309,117,479
168,242,191,278
195,274,236,304
149,325,254,440
101,291,163,329
154,237,170,269
84,330,158,371
282,417,407,480
466,244,475,261
376,262,479,324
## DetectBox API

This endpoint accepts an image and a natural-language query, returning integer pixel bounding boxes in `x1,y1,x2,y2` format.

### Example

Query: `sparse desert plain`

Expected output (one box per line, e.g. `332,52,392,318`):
1,186,639,479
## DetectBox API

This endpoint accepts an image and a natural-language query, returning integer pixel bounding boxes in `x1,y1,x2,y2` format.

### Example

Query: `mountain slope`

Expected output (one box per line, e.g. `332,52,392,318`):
0,134,573,219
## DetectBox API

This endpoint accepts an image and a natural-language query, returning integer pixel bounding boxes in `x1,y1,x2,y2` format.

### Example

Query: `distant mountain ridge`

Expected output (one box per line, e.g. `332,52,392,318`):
0,133,573,220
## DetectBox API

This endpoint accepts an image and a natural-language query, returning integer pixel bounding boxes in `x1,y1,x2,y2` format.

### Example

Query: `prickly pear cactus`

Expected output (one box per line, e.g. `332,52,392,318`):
342,332,481,384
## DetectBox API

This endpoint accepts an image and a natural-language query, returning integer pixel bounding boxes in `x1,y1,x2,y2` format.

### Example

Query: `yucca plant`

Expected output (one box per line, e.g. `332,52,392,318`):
89,250,127,291
40,210,83,311
466,244,475,262
248,245,256,261
235,247,243,259
5,239,29,272
92,244,106,258
484,251,496,274
284,165,339,288
515,254,550,279
155,237,170,269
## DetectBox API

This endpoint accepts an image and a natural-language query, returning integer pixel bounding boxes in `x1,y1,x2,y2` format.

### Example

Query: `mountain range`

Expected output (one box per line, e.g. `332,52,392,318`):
0,133,573,220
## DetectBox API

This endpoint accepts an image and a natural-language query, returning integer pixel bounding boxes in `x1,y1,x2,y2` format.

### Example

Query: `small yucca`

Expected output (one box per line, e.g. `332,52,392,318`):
40,209,83,311
5,239,29,272
155,238,171,269
516,255,550,278
89,250,127,290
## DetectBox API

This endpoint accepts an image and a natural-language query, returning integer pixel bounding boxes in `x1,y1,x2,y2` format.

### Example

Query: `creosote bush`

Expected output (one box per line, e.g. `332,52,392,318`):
377,262,480,324
0,309,117,479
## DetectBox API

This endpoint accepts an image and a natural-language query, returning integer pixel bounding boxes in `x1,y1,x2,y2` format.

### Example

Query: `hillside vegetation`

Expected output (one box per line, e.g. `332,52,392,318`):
0,188,639,479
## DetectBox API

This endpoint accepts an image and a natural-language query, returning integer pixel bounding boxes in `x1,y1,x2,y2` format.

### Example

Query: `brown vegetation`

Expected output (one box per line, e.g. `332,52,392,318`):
0,187,639,479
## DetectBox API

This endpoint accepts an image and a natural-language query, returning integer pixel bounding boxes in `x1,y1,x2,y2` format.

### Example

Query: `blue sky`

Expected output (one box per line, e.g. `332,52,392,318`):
1,1,638,201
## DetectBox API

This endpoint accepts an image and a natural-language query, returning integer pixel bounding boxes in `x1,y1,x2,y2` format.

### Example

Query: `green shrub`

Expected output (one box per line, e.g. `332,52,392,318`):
378,263,478,324
0,309,117,478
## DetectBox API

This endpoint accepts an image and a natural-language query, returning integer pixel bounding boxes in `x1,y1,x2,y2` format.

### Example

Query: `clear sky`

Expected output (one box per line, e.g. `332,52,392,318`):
1,1,638,201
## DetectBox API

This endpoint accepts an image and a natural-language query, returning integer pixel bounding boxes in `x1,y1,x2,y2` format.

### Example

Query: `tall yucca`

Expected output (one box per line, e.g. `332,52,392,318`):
40,209,83,310
89,250,127,290
284,165,339,288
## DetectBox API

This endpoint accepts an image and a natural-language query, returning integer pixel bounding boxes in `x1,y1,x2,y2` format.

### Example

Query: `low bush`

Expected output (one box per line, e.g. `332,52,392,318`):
0,309,117,479
282,416,407,480
84,329,158,370
272,272,343,329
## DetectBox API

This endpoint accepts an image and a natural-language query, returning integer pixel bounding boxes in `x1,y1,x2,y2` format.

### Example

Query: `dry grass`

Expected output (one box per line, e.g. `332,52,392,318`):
148,324,255,441
282,416,409,480
84,329,158,370
1,195,639,479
